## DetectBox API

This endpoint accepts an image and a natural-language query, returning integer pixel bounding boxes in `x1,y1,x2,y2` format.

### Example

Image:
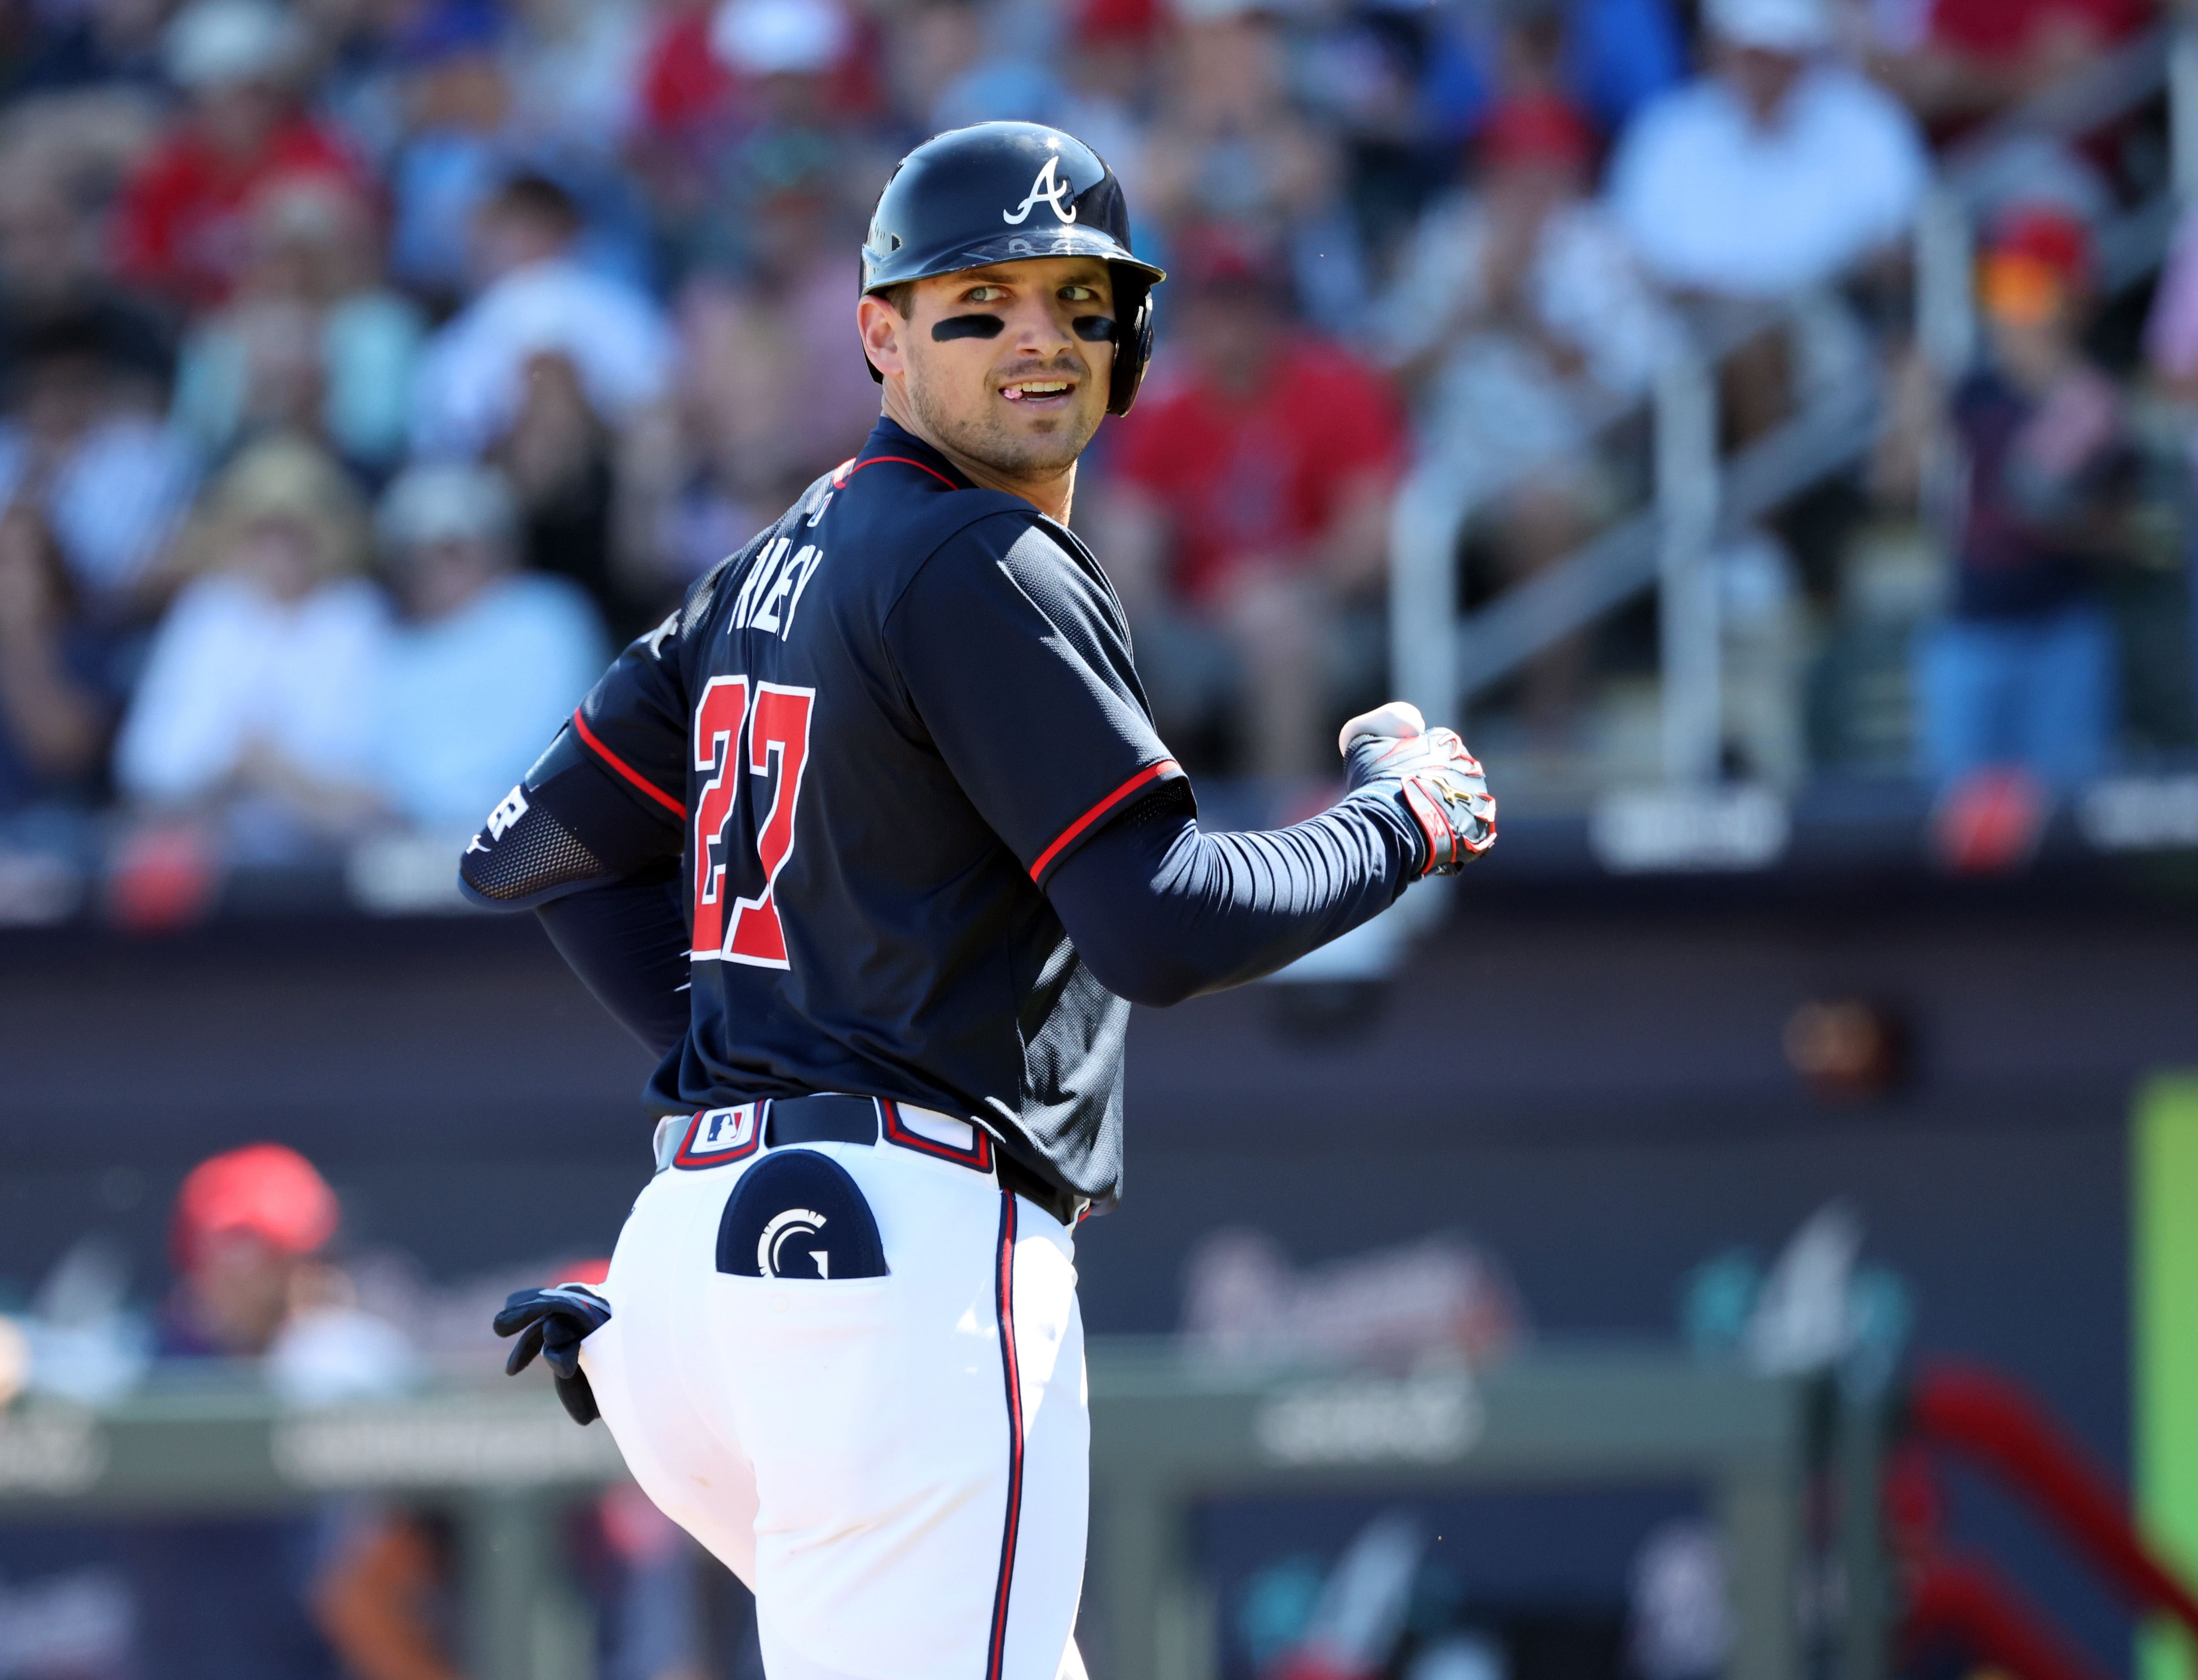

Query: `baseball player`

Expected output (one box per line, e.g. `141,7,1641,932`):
469,122,1494,1680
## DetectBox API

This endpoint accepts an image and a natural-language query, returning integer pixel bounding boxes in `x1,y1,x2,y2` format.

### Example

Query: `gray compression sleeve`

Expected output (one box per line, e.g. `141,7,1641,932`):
1043,789,1420,1007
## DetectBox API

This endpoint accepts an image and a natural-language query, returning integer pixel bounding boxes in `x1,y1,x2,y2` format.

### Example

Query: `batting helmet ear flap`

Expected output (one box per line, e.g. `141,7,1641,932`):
1108,271,1155,417
862,255,886,384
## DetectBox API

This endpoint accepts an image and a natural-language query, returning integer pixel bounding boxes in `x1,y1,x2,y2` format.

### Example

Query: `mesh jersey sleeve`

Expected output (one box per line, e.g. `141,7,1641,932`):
885,513,1188,885
458,585,704,911
567,608,692,823
458,724,684,909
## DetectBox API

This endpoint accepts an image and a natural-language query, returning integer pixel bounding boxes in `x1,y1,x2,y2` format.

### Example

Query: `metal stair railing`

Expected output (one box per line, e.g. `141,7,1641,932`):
1389,24,2184,791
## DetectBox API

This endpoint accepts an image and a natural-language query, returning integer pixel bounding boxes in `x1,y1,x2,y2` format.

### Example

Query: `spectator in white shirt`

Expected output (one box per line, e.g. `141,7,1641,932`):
1608,0,1926,451
114,435,387,838
409,171,674,462
369,460,607,835
1377,92,1671,736
1607,0,1927,303
1381,92,1669,509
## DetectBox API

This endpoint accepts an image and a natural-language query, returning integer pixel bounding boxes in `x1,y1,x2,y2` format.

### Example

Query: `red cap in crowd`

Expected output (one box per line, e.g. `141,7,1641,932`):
1479,92,1596,172
1075,0,1158,46
1173,224,1287,297
1979,204,2093,327
171,1143,339,1271
1990,204,2093,288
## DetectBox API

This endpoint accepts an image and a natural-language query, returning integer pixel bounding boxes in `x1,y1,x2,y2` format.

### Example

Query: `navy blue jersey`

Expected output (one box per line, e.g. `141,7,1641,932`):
567,419,1188,1205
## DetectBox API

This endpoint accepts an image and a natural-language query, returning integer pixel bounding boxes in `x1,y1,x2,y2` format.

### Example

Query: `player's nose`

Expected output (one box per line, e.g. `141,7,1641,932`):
1002,292,1077,359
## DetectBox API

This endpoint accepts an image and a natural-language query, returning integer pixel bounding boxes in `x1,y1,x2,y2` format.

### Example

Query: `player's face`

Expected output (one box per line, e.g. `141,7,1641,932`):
871,258,1116,480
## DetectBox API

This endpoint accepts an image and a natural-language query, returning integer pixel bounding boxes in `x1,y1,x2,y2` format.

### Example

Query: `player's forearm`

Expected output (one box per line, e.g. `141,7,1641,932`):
457,722,692,1050
535,868,692,1055
1046,793,1417,1008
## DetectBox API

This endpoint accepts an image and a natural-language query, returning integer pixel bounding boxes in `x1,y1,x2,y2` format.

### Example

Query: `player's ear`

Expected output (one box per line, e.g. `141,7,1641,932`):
858,294,907,382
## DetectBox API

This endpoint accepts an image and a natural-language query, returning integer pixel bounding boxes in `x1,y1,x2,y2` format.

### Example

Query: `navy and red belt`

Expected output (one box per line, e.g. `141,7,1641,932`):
668,1093,1088,1228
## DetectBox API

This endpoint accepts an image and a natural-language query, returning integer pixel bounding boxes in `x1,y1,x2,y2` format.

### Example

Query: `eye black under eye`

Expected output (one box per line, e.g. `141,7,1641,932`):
933,316,1005,341
1073,316,1117,343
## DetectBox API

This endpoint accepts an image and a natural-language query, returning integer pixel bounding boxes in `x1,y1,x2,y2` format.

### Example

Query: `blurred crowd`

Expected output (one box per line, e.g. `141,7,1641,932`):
0,1141,765,1680
0,0,2187,882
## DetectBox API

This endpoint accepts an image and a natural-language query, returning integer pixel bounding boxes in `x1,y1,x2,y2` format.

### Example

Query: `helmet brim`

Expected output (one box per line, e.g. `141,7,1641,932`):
863,224,1165,293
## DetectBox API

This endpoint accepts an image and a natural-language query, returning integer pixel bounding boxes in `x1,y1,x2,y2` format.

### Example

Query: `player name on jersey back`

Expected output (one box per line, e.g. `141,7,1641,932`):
569,418,1190,1211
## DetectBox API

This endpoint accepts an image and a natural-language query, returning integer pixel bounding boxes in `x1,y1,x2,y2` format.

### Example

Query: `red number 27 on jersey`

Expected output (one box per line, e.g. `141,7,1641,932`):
690,676,816,968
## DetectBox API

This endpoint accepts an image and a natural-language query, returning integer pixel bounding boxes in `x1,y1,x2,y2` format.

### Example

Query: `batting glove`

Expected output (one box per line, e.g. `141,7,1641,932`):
493,1284,612,1425
1345,727,1497,876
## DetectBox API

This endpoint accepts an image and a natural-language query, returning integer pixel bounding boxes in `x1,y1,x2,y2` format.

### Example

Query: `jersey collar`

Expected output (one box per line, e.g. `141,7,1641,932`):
841,419,979,492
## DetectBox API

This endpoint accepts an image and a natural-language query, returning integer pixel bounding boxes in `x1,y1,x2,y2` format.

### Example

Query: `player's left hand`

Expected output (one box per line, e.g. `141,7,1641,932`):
1338,701,1496,875
493,1284,612,1425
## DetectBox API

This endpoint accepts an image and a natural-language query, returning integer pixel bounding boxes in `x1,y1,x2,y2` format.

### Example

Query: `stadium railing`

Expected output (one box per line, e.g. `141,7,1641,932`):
1389,22,2186,796
0,1344,1841,1680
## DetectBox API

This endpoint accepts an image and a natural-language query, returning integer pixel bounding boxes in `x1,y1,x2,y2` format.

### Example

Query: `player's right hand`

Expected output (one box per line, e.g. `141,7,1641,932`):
1339,703,1496,876
494,1284,612,1426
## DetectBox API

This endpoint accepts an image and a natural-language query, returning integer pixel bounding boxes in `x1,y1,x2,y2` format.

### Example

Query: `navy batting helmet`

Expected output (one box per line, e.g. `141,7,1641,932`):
860,121,1165,416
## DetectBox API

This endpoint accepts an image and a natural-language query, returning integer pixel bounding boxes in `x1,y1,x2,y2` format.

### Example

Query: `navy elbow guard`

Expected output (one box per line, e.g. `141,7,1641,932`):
460,726,682,909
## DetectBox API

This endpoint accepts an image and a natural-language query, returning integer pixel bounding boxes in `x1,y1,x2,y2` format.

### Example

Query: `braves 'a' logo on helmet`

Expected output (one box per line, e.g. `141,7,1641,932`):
1002,155,1077,227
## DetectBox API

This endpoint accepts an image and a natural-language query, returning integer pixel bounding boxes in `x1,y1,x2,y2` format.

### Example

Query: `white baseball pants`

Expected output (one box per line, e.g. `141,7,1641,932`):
578,1106,1089,1680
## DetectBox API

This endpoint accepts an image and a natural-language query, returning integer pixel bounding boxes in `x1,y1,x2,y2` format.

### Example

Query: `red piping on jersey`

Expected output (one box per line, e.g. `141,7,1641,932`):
571,707,686,819
833,454,960,492
984,1192,1025,1680
1028,759,1182,882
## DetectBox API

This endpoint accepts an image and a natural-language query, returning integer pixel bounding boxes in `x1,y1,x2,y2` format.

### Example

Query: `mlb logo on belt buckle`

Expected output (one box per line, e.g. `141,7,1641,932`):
674,1104,763,1169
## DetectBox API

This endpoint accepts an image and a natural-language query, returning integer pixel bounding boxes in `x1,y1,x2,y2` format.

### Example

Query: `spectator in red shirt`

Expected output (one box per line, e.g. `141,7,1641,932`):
1101,229,1406,779
115,0,362,311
